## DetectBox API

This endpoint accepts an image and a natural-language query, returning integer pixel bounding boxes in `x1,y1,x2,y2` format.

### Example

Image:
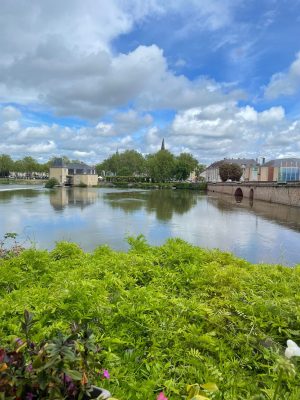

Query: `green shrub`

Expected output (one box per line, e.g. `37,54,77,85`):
0,239,300,399
45,177,59,188
76,181,88,187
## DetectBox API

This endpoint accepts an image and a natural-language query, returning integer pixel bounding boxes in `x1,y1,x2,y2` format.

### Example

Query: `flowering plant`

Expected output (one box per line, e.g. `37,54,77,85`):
0,310,111,399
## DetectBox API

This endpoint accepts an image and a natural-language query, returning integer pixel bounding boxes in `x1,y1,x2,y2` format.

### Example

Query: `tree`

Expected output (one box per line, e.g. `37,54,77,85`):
96,150,145,176
0,154,14,177
195,164,206,181
21,156,39,175
219,163,243,182
145,150,176,182
230,163,243,181
174,153,199,181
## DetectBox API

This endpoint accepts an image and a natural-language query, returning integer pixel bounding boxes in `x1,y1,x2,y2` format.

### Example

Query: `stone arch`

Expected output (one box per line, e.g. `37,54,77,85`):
234,187,243,203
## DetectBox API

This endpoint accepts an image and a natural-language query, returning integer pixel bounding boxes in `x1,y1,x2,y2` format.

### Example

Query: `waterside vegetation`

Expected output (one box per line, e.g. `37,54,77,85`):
1,238,300,399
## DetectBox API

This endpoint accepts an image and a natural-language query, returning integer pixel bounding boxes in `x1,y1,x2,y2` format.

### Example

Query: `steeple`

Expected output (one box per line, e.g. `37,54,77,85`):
161,138,165,151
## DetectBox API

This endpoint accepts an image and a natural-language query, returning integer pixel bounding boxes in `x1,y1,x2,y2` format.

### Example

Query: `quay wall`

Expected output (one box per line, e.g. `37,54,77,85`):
207,182,300,207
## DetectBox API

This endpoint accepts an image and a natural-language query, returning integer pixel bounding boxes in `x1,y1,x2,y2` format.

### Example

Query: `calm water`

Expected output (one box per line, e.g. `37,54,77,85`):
0,185,300,265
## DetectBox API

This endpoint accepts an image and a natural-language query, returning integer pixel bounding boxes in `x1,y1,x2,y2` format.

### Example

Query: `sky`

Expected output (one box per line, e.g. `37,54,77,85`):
1,0,300,166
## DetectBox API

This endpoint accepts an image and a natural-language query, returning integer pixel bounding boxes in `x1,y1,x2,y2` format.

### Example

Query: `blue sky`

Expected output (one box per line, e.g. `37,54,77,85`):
0,0,300,165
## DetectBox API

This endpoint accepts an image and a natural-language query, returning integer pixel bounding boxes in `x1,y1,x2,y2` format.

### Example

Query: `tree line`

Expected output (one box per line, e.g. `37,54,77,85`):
0,155,49,177
0,150,205,182
0,154,89,178
96,149,205,182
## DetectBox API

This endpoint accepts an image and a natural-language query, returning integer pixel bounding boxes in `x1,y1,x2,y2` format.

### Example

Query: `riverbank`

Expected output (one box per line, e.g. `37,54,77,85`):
0,178,47,185
98,181,207,190
0,239,299,399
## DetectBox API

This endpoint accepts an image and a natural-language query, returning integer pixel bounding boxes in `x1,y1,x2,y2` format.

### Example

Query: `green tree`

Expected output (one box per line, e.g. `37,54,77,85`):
0,154,14,177
219,163,243,182
174,153,199,181
230,163,243,181
146,150,176,182
96,150,145,176
21,156,39,175
195,164,206,181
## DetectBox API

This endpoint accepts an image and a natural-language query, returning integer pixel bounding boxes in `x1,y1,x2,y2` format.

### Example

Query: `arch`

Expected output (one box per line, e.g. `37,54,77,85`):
234,187,243,203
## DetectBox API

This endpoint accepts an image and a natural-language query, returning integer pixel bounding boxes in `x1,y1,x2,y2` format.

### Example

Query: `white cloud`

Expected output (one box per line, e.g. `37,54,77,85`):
167,102,300,163
73,150,96,158
2,120,21,133
265,52,300,99
1,105,21,121
27,141,56,153
0,0,244,120
95,122,115,137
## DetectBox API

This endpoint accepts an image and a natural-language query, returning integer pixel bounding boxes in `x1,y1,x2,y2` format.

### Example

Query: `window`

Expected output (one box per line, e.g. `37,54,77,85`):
278,167,300,182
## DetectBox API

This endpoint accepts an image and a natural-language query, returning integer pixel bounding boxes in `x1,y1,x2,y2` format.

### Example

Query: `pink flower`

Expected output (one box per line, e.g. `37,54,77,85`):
102,369,110,379
157,392,168,400
26,363,33,373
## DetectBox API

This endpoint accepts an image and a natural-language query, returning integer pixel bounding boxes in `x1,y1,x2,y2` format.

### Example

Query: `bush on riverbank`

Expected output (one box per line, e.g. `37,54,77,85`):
0,238,299,399
45,177,59,188
98,181,207,190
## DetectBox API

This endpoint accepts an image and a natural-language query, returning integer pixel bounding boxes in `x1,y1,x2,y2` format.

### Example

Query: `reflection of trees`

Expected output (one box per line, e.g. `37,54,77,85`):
0,189,40,202
208,192,300,233
104,190,198,221
49,188,97,211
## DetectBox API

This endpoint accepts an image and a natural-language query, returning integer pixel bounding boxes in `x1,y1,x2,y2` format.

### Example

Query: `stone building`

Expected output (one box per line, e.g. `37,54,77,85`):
49,158,98,186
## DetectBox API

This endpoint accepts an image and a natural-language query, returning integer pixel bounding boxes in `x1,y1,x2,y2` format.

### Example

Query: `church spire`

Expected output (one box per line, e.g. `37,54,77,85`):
161,138,165,151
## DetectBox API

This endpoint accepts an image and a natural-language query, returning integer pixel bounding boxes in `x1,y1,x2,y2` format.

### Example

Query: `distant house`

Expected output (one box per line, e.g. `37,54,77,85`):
202,158,258,182
49,158,98,186
202,157,300,183
260,158,300,182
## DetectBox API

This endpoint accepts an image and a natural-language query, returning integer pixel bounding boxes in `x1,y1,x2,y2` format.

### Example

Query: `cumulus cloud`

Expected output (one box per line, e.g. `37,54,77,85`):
0,41,243,119
167,103,299,163
1,0,300,165
0,0,245,119
265,52,300,99
1,105,21,121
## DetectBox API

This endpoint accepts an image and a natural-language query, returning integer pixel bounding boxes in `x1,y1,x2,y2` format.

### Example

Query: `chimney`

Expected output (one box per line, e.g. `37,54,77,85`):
262,157,265,164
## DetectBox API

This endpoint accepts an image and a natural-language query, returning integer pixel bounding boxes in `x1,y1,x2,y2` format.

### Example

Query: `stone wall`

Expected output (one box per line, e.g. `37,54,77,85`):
207,183,300,207
49,167,68,184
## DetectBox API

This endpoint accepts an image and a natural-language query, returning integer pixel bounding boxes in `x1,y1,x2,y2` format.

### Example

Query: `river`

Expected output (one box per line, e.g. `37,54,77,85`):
0,185,299,265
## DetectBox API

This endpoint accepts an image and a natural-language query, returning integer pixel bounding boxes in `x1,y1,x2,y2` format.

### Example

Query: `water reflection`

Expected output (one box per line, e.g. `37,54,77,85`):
0,186,300,265
104,189,198,221
208,192,300,233
49,188,98,210
0,188,40,201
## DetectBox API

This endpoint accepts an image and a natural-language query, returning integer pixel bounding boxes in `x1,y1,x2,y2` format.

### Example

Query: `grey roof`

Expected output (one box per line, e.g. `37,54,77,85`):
51,158,94,170
67,162,93,170
263,158,300,167
206,158,258,170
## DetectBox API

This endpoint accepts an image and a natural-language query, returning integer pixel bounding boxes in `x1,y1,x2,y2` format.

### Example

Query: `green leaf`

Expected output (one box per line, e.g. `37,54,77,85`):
63,369,83,381
200,382,219,392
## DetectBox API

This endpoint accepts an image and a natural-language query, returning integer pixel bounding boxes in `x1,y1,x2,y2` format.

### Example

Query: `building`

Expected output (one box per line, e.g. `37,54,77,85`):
202,157,300,183
49,158,98,186
202,158,258,182
260,158,300,182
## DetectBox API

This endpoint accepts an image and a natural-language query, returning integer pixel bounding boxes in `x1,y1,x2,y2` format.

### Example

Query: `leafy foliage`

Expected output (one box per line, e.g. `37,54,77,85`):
0,239,300,399
174,153,199,181
97,149,203,183
96,150,146,177
145,150,176,182
219,163,243,182
0,311,111,399
45,177,59,188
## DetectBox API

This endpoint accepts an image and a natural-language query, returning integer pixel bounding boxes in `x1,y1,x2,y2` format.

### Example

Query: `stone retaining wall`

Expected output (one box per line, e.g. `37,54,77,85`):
207,182,300,207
